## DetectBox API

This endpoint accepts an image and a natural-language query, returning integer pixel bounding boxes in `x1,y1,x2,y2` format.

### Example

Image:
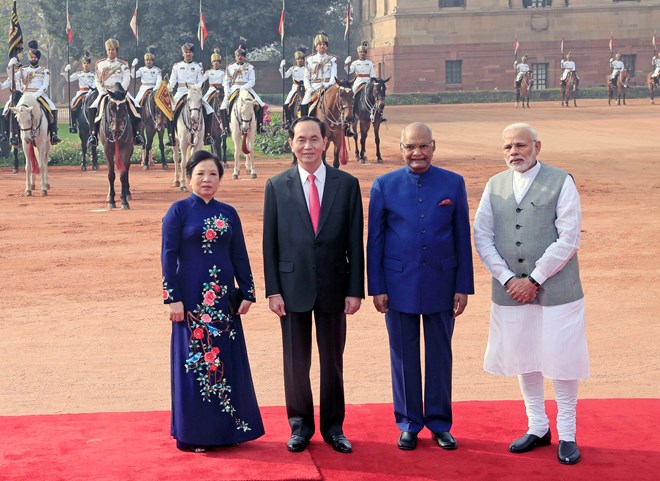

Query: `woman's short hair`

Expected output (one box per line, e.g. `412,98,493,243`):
288,116,326,139
185,150,224,179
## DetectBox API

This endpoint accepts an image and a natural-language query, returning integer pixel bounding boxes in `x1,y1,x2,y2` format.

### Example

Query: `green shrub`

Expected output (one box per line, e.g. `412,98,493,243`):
255,112,291,156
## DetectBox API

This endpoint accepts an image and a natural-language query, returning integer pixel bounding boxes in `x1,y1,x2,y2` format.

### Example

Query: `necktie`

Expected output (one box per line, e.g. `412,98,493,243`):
308,174,320,234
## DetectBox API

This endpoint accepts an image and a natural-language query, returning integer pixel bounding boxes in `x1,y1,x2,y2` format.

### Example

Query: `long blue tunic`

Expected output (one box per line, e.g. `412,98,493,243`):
161,194,264,447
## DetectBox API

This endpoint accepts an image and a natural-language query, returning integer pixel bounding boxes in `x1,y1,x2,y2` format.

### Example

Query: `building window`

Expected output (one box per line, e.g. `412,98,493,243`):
439,0,465,6
523,0,553,7
621,54,636,77
532,63,548,89
445,60,462,84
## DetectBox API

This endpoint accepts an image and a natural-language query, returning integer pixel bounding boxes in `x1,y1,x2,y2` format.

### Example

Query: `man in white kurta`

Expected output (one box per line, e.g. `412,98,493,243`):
300,32,337,117
62,52,96,133
279,49,306,126
560,52,579,86
651,54,660,84
474,122,589,466
131,48,162,105
609,53,625,85
514,56,530,88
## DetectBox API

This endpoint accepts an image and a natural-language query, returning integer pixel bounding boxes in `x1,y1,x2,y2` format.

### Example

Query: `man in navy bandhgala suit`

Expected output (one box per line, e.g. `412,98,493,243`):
367,122,474,451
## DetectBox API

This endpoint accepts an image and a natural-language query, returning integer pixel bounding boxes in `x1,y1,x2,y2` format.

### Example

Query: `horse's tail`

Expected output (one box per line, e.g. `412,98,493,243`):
241,132,251,155
26,142,40,174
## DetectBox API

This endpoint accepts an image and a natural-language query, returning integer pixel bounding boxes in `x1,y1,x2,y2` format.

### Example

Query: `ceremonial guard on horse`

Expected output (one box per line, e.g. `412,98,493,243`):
300,32,337,117
131,46,162,105
221,42,265,133
609,52,625,87
344,41,385,123
560,52,579,88
514,55,531,90
651,54,660,86
87,38,144,147
202,48,228,131
1,57,22,143
279,47,306,127
62,51,96,134
168,38,213,145
10,40,61,145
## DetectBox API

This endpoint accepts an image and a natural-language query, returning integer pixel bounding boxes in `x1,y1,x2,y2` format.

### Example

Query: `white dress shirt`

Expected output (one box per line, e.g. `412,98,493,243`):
297,162,326,212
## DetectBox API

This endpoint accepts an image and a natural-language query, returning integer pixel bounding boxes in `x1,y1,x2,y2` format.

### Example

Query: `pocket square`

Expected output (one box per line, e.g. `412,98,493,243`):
438,199,452,206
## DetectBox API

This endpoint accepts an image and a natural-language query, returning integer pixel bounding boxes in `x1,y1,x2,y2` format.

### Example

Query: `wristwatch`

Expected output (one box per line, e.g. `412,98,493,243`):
528,275,541,288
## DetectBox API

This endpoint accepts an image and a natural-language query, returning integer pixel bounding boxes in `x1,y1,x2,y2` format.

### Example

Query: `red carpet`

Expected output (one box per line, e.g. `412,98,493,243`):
1,399,659,481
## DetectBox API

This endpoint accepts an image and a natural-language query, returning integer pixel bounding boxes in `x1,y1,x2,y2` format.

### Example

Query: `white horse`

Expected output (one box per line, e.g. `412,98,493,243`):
172,84,204,191
11,95,51,196
230,90,259,180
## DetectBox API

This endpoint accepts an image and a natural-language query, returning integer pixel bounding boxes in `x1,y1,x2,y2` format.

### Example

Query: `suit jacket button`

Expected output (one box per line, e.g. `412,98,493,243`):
419,213,425,218
515,224,522,229
516,208,522,213
515,241,522,246
518,258,524,263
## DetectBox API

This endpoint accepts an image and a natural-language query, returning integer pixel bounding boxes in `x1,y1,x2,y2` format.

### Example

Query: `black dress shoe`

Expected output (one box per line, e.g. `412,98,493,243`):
324,434,352,453
557,440,581,465
509,430,552,453
397,432,418,450
432,431,457,450
286,434,309,453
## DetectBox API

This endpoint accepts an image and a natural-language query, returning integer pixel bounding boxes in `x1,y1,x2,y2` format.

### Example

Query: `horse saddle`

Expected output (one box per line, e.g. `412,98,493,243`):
139,89,154,107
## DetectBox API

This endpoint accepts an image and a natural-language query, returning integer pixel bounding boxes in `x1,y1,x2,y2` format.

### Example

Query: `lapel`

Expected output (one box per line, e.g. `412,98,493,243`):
286,166,316,234
316,163,338,237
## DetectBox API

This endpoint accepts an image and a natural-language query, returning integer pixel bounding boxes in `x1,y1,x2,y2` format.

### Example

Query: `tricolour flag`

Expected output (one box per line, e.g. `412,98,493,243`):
129,2,138,43
8,0,23,59
198,10,208,50
66,1,73,44
609,35,614,53
653,32,657,50
560,37,564,55
277,1,285,45
514,36,520,56
344,2,351,41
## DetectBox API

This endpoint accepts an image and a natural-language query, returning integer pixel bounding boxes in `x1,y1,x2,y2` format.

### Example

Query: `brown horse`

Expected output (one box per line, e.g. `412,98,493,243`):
608,68,630,106
313,78,354,168
647,72,658,104
140,89,169,170
208,89,229,168
352,77,389,164
515,72,533,108
99,85,134,209
561,71,578,108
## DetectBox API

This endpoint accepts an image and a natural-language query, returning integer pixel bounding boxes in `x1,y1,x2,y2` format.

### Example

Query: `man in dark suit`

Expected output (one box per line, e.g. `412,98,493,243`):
263,116,364,454
367,122,474,451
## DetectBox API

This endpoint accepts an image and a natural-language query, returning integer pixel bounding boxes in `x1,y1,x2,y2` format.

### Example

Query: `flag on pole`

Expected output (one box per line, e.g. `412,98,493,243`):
8,0,23,59
560,37,564,55
198,1,208,50
653,31,657,51
277,1,285,45
66,1,73,44
609,34,614,53
344,2,351,41
514,36,520,56
129,1,138,44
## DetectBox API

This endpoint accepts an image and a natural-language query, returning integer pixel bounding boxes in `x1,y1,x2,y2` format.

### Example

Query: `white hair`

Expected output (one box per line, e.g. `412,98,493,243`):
502,122,539,141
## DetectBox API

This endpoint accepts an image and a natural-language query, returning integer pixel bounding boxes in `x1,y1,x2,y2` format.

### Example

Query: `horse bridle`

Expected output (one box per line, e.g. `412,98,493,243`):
363,80,386,123
182,95,202,134
234,96,254,134
103,98,129,142
320,85,352,133
18,110,43,142
146,93,167,131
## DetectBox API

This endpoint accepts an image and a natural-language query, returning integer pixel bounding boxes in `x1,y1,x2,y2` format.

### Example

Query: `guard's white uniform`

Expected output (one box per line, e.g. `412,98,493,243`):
91,57,138,108
560,60,575,81
652,56,660,78
514,61,530,82
17,64,56,110
610,59,624,79
2,69,22,115
279,64,306,104
202,68,226,103
169,60,213,114
63,70,96,107
132,65,162,103
220,61,264,109
302,53,337,104
344,58,376,92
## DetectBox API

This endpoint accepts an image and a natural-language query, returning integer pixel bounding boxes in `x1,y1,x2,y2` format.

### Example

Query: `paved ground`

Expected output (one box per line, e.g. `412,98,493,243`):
1,99,658,416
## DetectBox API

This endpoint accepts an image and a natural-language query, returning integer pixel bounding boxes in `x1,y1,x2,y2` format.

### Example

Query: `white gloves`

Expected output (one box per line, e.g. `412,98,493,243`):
280,59,286,68
345,56,352,64
609,58,614,63
64,64,71,73
132,58,138,67
8,57,18,67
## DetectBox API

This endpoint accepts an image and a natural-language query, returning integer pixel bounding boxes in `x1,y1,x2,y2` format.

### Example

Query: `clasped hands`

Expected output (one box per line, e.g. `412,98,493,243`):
505,277,538,304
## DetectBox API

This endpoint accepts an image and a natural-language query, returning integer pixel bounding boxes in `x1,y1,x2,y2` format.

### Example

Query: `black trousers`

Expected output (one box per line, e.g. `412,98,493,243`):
280,307,346,440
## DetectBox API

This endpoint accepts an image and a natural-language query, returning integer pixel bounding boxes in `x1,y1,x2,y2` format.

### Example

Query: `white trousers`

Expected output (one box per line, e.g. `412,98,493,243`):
518,371,579,442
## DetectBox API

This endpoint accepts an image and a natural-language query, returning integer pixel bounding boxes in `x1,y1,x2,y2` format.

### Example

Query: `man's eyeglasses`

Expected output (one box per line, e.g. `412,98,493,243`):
400,141,434,152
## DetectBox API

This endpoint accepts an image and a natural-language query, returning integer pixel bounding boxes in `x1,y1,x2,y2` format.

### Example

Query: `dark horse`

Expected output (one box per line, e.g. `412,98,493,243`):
352,77,389,164
515,72,533,108
140,89,169,170
76,90,99,171
3,90,22,173
208,89,229,168
284,82,306,127
561,71,578,108
312,78,355,168
608,68,630,106
99,84,135,209
647,71,658,104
